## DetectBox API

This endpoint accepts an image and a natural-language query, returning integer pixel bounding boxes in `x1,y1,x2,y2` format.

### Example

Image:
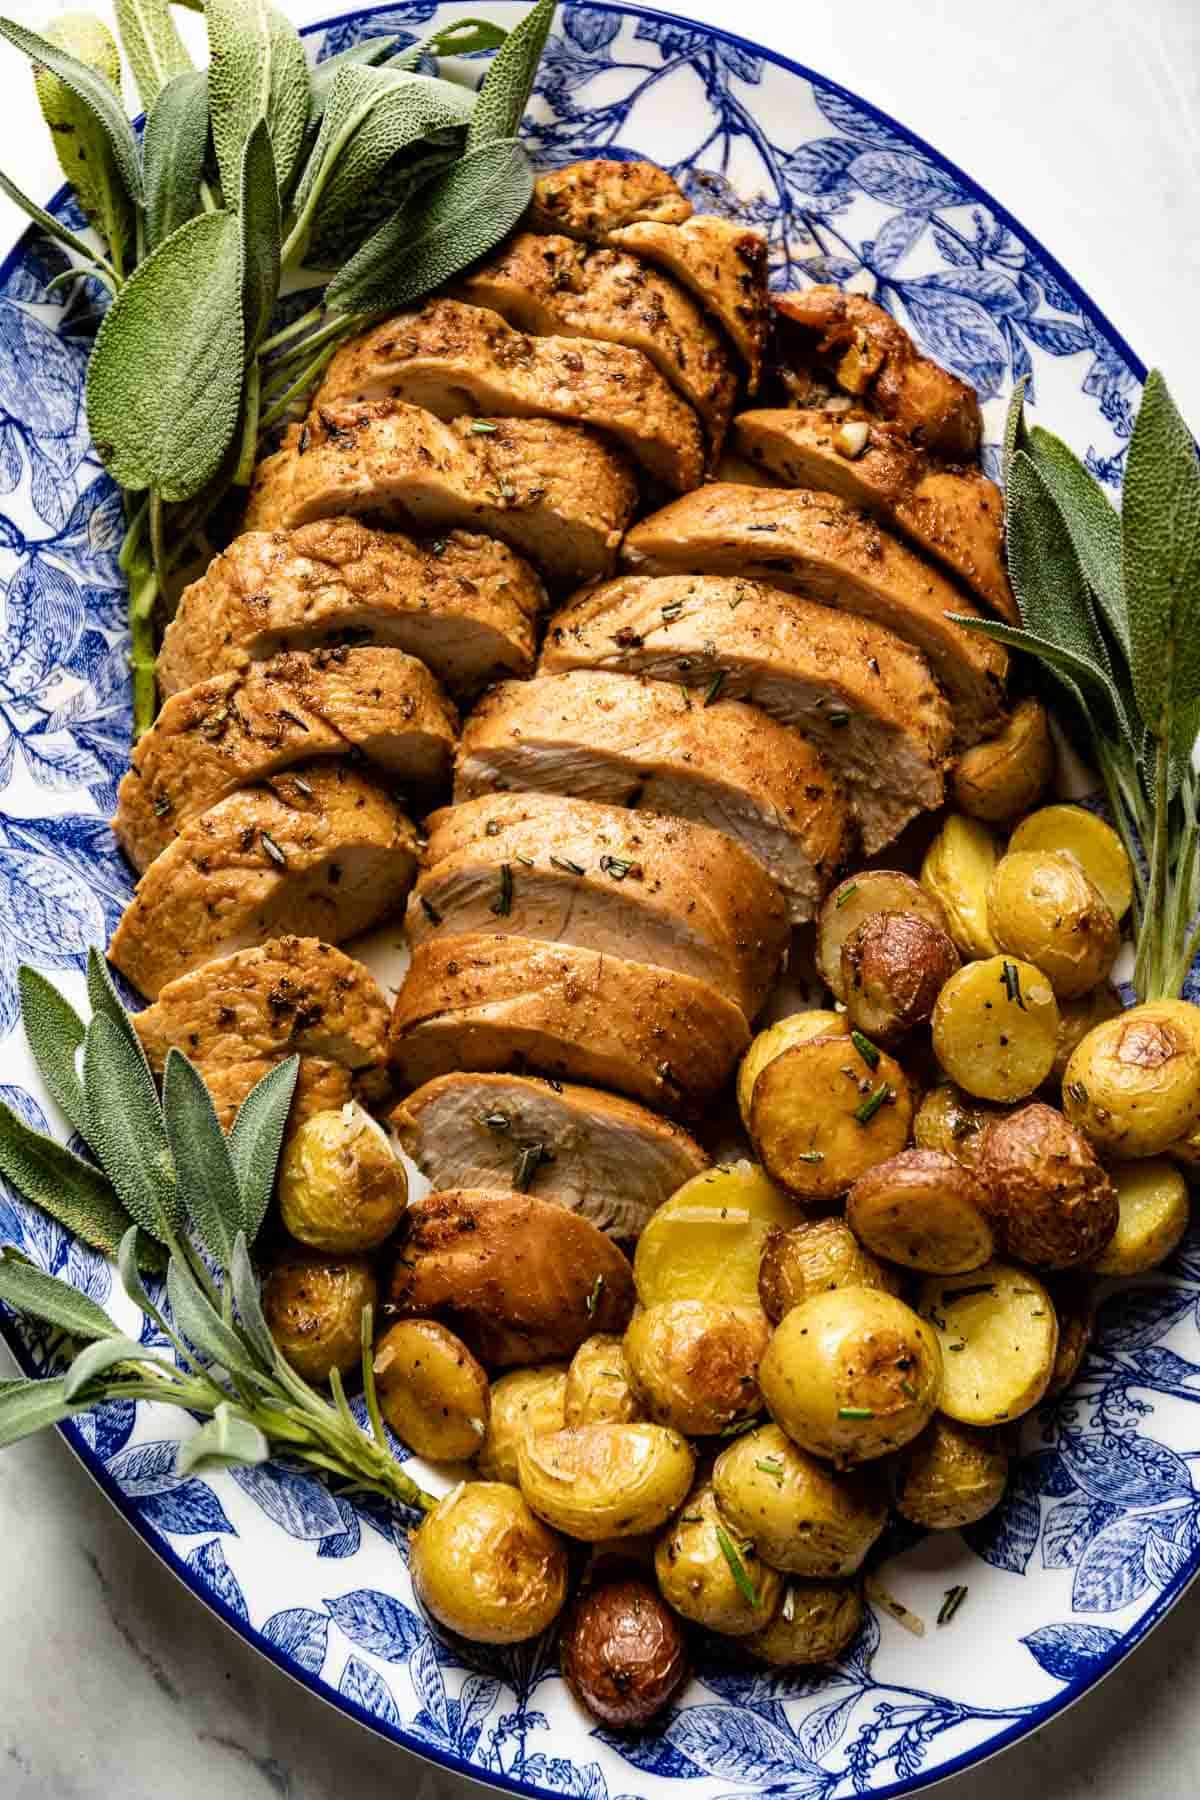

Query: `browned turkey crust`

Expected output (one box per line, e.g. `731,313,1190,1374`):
200,1056,356,1134
390,933,750,1115
108,765,419,999
315,299,705,492
157,520,543,702
528,159,692,238
245,403,638,588
608,215,769,390
412,792,788,1020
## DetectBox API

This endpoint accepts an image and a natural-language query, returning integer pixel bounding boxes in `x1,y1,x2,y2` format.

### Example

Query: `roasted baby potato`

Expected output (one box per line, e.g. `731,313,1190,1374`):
817,871,949,1000
624,1301,770,1436
932,956,1059,1102
560,1574,689,1727
913,1082,1005,1171
565,1334,641,1428
893,1417,1009,1529
918,1262,1058,1426
1044,1274,1096,1397
477,1365,567,1483
987,850,1119,999
738,1009,848,1127
759,1287,942,1463
747,1578,864,1666
758,1218,901,1321
846,1149,995,1274
749,1036,912,1203
263,1249,377,1384
976,1102,1117,1269
920,814,1001,960
634,1161,805,1309
1064,1002,1200,1156
1093,1158,1190,1275
712,1422,886,1575
518,1422,695,1540
1009,804,1133,921
1053,984,1124,1081
410,1480,568,1644
841,911,960,1041
951,699,1055,824
373,1320,490,1462
654,1482,782,1636
278,1102,408,1252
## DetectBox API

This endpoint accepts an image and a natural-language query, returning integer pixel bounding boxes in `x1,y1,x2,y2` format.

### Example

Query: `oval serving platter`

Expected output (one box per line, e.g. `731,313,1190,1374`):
0,4,1192,1797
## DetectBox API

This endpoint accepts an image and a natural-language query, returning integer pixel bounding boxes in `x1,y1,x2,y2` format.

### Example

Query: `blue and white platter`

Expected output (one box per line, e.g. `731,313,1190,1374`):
0,4,1190,1797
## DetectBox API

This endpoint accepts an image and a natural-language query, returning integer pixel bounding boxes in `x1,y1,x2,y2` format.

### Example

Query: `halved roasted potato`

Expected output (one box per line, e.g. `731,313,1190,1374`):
758,1217,901,1321
517,1422,695,1540
951,699,1055,824
712,1422,886,1575
841,911,959,1041
817,871,949,1000
1008,803,1133,921
893,1417,1009,1529
918,1262,1058,1426
912,1082,1006,1171
749,1035,912,1203
920,814,1001,959
846,1149,995,1273
976,1102,1118,1268
373,1320,490,1462
737,1009,848,1127
932,956,1059,1102
1093,1158,1190,1275
633,1161,805,1309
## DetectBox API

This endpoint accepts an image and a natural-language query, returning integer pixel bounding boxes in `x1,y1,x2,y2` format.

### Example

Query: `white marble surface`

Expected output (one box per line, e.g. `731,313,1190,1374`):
0,1,1198,1796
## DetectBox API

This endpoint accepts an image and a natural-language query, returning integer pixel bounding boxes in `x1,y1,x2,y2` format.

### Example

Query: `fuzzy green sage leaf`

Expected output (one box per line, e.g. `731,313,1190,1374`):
1025,423,1128,660
177,1400,270,1475
0,1249,118,1341
62,1333,170,1401
206,0,311,202
240,116,282,355
143,68,211,251
227,1058,299,1245
308,33,397,126
115,0,192,111
83,1013,182,1244
18,966,86,1135
162,1050,243,1271
33,14,134,278
0,1098,143,1265
391,17,509,71
166,1254,267,1381
0,1376,89,1450
465,0,553,148
0,15,143,201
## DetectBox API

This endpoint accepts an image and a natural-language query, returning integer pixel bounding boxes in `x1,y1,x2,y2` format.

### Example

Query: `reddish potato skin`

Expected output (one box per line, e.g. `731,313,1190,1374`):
841,911,960,1041
977,1103,1118,1270
560,1576,689,1727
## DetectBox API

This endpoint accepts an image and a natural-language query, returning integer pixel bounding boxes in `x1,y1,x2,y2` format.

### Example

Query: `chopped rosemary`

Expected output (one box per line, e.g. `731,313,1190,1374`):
419,895,443,926
430,538,448,556
485,819,502,837
945,1282,996,1303
585,1273,604,1317
716,1525,759,1608
854,1081,892,1125
718,1415,762,1438
260,830,288,869
1066,1080,1089,1105
937,1584,969,1627
838,1406,874,1419
480,1112,510,1134
794,1150,825,1164
550,855,585,875
827,708,851,727
865,1575,925,1637
900,1379,918,1400
1001,960,1026,1009
703,670,727,706
514,853,534,868
851,1029,881,1069
600,854,640,881
469,420,499,434
490,863,513,916
679,1514,703,1525
661,600,683,621
513,1141,547,1191
152,792,172,818
755,1458,785,1484
835,883,858,909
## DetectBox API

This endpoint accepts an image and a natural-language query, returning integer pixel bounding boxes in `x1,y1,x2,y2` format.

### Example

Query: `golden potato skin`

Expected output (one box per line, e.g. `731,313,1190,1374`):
747,1579,863,1666
1053,984,1124,1082
1009,804,1133,921
841,911,960,1041
713,1422,886,1575
518,1423,695,1541
278,1103,408,1252
476,1365,567,1483
1044,1274,1096,1397
372,1320,490,1463
624,1301,770,1436
410,1480,568,1644
952,699,1054,824
847,1149,994,1274
987,850,1118,999
560,1576,689,1727
913,1083,1005,1171
918,1262,1057,1426
920,814,1001,960
758,1218,901,1321
976,1102,1117,1268
634,1161,805,1309
1094,1158,1190,1275
262,1250,377,1383
1064,1003,1200,1157
759,1287,943,1464
738,1010,847,1127
749,1037,912,1204
894,1417,1009,1529
817,871,949,1000
654,1482,781,1636
565,1334,641,1427
932,956,1059,1102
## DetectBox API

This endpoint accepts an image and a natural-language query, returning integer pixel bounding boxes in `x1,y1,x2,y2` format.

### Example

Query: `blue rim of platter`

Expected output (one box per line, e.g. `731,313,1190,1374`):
0,3,1186,1797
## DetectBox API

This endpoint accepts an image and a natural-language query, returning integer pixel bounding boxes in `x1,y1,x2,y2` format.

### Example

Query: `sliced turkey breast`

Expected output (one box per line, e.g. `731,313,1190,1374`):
540,575,952,852
772,287,982,460
529,158,692,238
621,485,1008,742
158,521,542,702
201,1055,355,1134
412,792,788,1019
390,932,749,1114
734,408,1017,623
116,648,456,872
390,1072,709,1239
315,299,705,492
456,232,736,448
454,671,849,921
607,215,769,390
108,765,419,999
244,403,638,587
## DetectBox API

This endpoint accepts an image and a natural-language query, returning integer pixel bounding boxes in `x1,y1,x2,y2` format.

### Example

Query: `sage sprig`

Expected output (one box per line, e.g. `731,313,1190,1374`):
0,952,435,1513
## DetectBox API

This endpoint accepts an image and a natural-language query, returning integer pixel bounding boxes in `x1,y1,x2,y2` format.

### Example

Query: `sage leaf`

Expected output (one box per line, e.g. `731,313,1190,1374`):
230,1232,277,1367
465,0,554,148
0,17,142,201
118,1225,166,1316
86,209,245,502
62,1333,169,1400
1122,368,1200,759
309,34,397,127
326,134,532,316
83,1014,182,1245
32,15,135,277
144,68,210,250
0,1376,88,1449
239,117,281,355
206,0,311,202
1026,424,1129,659
18,967,86,1135
0,167,118,285
0,1098,138,1264
952,612,1120,725
227,1057,298,1244
162,1050,242,1271
1002,373,1028,489
0,1248,118,1340
115,0,192,110
87,949,156,1083
177,1400,269,1474
166,1253,265,1380
390,17,508,70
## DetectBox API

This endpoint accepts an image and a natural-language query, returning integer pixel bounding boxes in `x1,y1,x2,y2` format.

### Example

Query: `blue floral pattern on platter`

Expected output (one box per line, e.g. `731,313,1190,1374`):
0,4,1189,1797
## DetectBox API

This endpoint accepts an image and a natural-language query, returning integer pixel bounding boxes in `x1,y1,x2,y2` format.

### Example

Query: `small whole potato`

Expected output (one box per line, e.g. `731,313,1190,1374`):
759,1287,943,1464
560,1575,689,1727
747,1578,863,1666
817,871,949,1000
518,1423,695,1541
278,1102,408,1252
565,1335,641,1427
987,850,1118,999
758,1218,901,1321
920,815,1002,960
373,1320,490,1463
951,698,1055,823
713,1422,886,1575
476,1365,567,1483
1053,984,1124,1082
841,911,960,1040
410,1480,568,1644
976,1101,1117,1268
624,1301,769,1436
847,1149,995,1274
262,1250,377,1384
913,1083,1006,1171
1009,804,1133,921
893,1417,1009,1529
1093,1158,1190,1275
749,1036,912,1203
654,1483,782,1636
1064,1003,1200,1156
737,1010,848,1127
1044,1274,1096,1397
932,956,1059,1102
